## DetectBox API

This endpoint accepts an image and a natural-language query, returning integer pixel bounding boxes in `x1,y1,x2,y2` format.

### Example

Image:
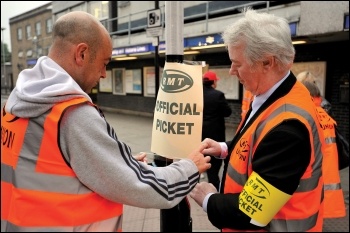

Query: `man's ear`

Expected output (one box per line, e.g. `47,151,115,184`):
75,43,88,65
262,56,274,70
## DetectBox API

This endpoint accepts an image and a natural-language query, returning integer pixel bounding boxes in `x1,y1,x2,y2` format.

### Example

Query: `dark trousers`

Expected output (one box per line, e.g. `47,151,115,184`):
206,156,223,190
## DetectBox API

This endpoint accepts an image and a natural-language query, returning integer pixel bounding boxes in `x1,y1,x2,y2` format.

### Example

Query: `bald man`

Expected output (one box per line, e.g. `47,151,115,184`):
1,11,211,232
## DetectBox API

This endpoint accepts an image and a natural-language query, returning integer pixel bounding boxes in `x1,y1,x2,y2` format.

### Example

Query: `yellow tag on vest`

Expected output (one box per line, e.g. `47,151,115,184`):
239,171,291,226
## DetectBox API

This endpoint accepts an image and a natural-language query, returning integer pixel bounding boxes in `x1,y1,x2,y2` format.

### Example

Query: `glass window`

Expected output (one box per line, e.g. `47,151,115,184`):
71,3,86,12
26,50,33,57
143,66,163,97
18,51,23,58
26,25,31,39
37,47,43,57
112,68,126,95
46,18,53,33
99,70,113,93
101,1,109,18
17,28,23,41
35,22,41,36
125,69,142,94
89,1,109,20
118,1,130,8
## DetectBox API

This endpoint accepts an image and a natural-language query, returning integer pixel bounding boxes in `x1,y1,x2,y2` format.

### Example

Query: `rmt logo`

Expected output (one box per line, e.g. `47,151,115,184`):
161,69,193,93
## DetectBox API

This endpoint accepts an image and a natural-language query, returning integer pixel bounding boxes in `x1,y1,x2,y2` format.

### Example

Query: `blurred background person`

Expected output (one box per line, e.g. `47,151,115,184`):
297,71,333,116
297,71,346,218
201,70,232,190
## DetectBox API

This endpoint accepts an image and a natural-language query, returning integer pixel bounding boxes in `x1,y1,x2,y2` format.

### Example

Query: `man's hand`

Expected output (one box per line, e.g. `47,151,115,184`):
190,182,217,206
187,142,211,174
134,152,148,164
202,138,222,157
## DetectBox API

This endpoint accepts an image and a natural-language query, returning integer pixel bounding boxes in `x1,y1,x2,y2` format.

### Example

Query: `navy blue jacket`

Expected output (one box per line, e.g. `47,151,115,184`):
202,84,232,142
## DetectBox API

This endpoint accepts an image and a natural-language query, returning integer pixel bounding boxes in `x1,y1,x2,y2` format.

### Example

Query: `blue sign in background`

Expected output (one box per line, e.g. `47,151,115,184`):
112,23,298,56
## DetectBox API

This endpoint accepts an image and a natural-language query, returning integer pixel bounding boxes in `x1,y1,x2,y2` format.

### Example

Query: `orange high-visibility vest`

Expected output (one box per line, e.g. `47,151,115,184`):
223,82,324,232
1,98,123,232
314,97,346,218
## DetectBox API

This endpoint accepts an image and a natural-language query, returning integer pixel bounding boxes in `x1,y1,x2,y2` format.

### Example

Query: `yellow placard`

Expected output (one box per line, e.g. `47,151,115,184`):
151,62,203,159
239,171,291,226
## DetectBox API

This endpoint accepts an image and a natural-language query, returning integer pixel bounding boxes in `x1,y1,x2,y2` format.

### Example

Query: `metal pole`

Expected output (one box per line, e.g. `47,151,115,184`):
158,2,192,232
165,1,184,62
154,1,160,100
1,27,7,91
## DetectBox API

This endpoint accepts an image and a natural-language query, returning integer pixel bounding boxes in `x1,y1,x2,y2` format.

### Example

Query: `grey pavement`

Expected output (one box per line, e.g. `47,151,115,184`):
1,95,349,232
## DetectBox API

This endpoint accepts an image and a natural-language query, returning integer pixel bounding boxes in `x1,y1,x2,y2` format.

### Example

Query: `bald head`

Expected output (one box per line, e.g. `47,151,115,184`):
50,11,111,60
47,11,112,93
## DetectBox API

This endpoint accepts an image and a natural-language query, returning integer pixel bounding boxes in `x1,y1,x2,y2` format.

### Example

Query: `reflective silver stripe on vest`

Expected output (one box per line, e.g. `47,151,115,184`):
2,112,91,194
254,104,323,193
2,215,122,232
2,162,91,193
325,136,336,144
227,163,246,186
324,183,342,191
267,211,319,232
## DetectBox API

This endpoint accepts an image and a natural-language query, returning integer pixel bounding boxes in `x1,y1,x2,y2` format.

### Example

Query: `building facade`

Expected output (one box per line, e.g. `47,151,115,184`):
9,2,53,86
9,1,349,140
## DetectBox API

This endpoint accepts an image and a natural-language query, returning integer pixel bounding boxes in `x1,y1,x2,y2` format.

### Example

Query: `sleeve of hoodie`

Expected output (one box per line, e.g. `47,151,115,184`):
59,103,200,209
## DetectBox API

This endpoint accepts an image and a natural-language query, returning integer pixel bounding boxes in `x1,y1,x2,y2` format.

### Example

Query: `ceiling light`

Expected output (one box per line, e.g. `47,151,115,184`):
190,44,226,50
114,56,137,61
184,50,200,55
112,54,127,58
131,52,152,56
292,40,307,45
158,50,200,55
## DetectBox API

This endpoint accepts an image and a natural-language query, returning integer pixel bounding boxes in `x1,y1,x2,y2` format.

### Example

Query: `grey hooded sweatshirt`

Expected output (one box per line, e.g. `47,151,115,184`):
4,56,200,208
